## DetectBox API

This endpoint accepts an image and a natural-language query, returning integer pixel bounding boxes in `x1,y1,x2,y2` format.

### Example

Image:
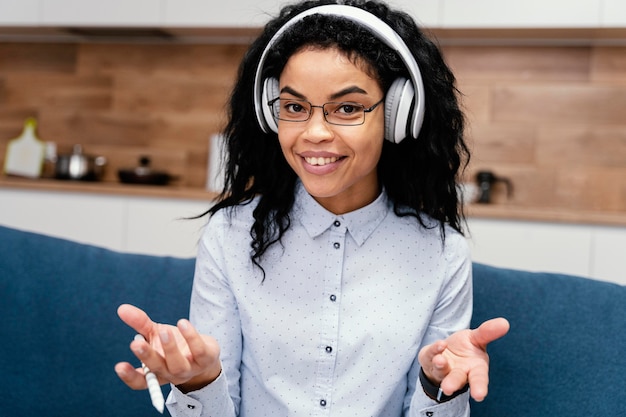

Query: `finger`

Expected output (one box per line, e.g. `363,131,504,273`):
471,317,510,348
158,324,193,376
418,341,449,384
178,319,210,364
418,340,447,367
114,362,148,390
467,363,490,402
117,304,158,338
440,367,469,396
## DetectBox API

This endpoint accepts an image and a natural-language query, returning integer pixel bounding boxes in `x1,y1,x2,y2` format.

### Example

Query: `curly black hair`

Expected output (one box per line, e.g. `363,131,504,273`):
206,0,469,273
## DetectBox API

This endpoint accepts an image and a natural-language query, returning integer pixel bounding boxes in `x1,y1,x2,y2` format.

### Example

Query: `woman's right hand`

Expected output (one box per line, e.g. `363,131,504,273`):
115,304,222,393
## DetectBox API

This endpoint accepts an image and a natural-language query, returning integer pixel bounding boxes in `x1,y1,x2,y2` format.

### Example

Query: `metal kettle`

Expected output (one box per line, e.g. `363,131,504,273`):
475,170,513,204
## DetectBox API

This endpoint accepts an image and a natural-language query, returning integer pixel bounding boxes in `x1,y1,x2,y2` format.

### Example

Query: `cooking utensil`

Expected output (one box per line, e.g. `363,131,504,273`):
118,156,177,186
475,170,513,204
55,145,107,181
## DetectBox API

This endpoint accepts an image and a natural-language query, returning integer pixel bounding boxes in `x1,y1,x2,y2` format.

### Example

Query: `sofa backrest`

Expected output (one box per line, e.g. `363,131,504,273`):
0,225,195,417
1,225,624,416
471,263,626,416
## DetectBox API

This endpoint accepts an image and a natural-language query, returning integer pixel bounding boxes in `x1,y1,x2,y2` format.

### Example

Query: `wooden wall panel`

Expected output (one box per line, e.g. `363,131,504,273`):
0,42,625,213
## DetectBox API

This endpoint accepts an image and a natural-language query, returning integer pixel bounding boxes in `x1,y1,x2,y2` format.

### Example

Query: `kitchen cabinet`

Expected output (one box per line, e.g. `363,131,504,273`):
467,218,626,286
0,0,39,25
0,188,209,258
39,0,161,26
440,0,601,28
601,0,626,27
162,0,439,28
162,0,280,27
388,0,441,27
2,187,625,283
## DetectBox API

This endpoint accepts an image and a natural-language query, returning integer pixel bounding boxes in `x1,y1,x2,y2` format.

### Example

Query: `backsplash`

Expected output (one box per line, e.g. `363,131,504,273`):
0,41,625,213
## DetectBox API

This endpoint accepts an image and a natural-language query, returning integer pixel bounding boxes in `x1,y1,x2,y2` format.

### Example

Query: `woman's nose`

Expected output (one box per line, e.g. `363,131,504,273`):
304,107,334,141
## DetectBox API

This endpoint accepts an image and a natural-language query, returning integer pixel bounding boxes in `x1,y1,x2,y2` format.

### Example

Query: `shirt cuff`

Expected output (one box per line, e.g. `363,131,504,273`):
410,385,470,417
165,366,234,417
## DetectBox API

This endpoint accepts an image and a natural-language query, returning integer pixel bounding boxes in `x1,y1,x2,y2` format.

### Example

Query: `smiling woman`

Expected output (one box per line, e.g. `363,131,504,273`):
114,1,509,416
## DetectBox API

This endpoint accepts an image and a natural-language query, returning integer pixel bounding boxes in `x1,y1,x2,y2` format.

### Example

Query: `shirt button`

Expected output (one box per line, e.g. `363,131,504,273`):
325,346,333,353
320,399,327,407
329,294,337,302
333,242,340,249
333,220,341,227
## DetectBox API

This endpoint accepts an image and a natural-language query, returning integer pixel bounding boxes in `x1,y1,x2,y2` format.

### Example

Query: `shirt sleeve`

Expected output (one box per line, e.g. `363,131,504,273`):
165,212,243,417
166,366,236,417
406,230,473,416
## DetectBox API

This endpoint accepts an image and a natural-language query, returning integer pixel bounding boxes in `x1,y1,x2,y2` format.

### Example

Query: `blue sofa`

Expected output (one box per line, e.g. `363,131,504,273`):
1,224,624,416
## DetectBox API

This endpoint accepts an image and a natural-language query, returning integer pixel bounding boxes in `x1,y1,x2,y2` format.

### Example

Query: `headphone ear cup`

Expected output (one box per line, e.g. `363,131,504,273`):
261,77,280,133
384,78,415,143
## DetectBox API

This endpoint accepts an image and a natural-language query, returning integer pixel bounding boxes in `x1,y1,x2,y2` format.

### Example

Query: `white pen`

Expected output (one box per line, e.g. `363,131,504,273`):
134,334,165,414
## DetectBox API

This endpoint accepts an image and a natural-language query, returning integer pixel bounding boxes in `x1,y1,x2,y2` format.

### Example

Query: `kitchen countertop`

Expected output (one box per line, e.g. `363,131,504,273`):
2,176,626,227
0,176,217,201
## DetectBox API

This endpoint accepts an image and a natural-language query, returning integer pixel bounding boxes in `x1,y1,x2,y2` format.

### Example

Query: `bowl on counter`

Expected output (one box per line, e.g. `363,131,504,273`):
118,156,178,186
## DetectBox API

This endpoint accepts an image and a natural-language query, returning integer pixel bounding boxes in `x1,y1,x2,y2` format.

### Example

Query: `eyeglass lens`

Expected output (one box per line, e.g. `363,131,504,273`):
271,98,367,126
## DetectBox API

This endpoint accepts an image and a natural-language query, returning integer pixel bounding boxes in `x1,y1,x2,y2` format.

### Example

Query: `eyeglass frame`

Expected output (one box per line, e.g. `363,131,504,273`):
267,96,385,126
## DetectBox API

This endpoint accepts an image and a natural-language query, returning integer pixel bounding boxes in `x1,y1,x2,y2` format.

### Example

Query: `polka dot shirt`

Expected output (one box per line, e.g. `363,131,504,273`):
167,181,472,417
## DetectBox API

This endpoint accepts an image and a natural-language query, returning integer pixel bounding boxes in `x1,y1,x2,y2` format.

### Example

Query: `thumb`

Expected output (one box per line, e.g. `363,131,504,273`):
471,317,510,348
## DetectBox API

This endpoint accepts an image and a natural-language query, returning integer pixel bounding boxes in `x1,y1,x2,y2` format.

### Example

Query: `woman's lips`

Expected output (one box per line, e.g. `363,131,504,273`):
299,153,345,175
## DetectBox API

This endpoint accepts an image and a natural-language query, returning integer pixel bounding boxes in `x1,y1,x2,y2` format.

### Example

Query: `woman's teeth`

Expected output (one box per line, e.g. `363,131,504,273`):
304,156,339,166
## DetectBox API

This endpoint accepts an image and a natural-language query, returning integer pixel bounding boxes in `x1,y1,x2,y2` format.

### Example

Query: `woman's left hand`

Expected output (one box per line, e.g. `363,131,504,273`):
418,317,510,402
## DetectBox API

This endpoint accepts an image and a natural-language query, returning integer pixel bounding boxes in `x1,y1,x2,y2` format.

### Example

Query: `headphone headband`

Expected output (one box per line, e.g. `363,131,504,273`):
253,4,425,141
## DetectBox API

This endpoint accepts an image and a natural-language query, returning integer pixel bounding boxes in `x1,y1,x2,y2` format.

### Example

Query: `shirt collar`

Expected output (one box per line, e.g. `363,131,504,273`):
293,180,390,246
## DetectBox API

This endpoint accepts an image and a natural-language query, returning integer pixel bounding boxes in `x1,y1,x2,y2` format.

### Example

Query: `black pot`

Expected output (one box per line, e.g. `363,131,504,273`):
118,156,177,186
55,145,107,181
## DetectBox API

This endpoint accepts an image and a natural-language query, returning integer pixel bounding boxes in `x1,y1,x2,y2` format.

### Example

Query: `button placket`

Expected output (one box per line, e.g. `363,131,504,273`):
311,220,345,415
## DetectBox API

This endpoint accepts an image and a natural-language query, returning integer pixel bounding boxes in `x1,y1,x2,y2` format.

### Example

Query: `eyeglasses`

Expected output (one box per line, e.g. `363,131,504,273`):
267,97,384,126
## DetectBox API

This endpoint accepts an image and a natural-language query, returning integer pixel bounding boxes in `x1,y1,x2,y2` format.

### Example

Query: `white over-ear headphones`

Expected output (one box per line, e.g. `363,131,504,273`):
253,4,426,144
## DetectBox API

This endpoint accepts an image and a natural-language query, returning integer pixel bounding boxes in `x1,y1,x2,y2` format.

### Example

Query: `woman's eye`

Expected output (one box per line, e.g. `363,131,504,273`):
336,103,360,114
285,103,306,113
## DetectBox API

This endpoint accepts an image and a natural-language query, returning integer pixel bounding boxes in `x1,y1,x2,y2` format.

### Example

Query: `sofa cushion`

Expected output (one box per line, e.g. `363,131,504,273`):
0,225,195,417
471,263,626,416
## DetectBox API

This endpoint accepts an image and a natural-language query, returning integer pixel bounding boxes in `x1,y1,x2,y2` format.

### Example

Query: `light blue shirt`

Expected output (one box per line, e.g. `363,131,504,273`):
167,182,472,416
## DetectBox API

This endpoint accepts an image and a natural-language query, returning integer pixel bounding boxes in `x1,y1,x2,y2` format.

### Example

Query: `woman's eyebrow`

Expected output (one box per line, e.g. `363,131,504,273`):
329,86,368,100
279,85,369,100
279,86,305,99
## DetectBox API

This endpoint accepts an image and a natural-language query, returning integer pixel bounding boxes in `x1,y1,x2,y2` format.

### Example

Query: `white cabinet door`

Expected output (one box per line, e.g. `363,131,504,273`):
163,0,440,28
387,0,441,27
0,188,126,251
163,0,280,27
0,0,39,25
40,0,161,26
441,0,601,28
590,226,626,285
124,197,210,258
601,0,626,27
467,218,593,277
